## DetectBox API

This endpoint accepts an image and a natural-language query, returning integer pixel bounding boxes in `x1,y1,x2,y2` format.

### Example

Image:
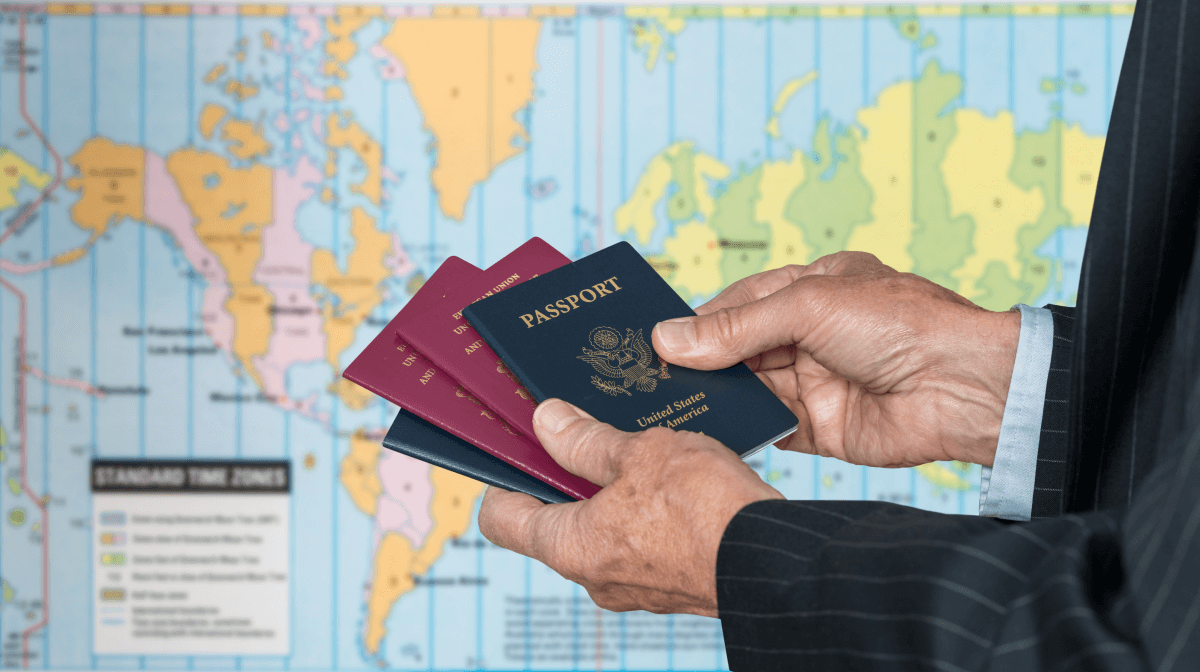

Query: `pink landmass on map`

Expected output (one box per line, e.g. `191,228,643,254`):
368,44,406,81
252,156,325,401
386,233,416,278
274,112,290,133
294,109,311,123
375,450,434,549
144,151,234,352
311,113,325,140
294,15,323,50
294,71,326,102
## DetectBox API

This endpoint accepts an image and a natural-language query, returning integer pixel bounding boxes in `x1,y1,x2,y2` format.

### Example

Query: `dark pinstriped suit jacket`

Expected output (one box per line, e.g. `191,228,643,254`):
717,0,1200,669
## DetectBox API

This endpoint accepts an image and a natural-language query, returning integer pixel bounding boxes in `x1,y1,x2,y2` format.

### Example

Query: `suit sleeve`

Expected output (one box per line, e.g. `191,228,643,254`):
717,471,1193,672
1030,304,1076,519
717,302,1200,671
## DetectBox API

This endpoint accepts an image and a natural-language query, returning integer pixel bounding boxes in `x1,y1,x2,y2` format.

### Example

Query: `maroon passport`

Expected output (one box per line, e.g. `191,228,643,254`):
344,254,598,500
396,238,571,439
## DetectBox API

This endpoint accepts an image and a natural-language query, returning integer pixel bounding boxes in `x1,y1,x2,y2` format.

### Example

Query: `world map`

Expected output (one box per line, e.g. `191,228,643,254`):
0,2,1127,670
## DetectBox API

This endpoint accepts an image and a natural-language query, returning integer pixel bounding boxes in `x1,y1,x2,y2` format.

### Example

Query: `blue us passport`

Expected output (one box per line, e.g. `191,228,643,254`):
463,241,798,458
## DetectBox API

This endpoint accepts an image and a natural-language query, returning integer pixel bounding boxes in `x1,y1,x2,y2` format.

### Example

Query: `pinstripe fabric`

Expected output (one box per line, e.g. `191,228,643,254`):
1030,305,1074,519
717,0,1200,668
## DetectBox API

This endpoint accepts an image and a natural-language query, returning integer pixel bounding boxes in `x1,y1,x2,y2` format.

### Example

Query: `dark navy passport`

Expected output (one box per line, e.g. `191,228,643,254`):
384,408,574,505
463,241,798,458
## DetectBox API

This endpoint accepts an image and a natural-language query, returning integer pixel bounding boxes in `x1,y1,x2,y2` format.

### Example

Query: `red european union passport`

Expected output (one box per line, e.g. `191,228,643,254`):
343,253,598,501
463,241,799,458
395,237,571,440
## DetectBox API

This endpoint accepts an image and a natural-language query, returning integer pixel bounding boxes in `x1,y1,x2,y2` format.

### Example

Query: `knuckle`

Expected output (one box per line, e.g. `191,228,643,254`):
709,307,740,348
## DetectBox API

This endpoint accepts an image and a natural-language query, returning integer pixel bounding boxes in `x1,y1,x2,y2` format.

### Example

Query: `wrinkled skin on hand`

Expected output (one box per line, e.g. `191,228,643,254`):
480,252,1021,617
478,400,781,617
652,252,1020,468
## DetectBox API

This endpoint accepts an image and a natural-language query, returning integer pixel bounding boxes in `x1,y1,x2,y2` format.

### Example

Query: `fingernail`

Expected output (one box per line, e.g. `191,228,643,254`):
654,319,697,352
534,399,582,434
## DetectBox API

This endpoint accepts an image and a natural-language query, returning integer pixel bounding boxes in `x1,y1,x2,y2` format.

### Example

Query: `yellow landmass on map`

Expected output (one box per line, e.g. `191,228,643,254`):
364,532,416,655
757,150,810,270
326,112,383,205
363,465,485,655
340,429,383,517
221,119,272,161
661,222,723,298
312,208,392,381
846,81,915,272
0,147,50,211
614,152,672,245
225,78,259,101
380,17,540,220
199,103,227,140
1061,122,1105,226
65,137,145,242
167,148,274,387
203,63,226,84
944,109,1045,300
330,378,375,411
325,86,344,102
765,71,817,139
915,462,973,491
690,150,729,221
415,467,486,574
628,9,685,71
261,30,274,51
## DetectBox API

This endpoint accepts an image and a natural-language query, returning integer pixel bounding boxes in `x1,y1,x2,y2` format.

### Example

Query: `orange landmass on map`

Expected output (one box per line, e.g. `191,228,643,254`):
325,7,380,69
380,17,541,220
221,118,272,161
167,148,274,387
312,207,391,382
340,429,383,516
363,466,485,655
326,112,383,206
199,103,228,140
65,137,146,242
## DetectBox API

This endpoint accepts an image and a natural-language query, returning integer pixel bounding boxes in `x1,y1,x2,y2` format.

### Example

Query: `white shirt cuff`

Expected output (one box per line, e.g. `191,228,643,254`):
978,304,1055,521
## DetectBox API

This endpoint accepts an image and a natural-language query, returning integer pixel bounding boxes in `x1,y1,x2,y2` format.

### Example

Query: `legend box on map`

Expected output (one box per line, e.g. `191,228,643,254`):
91,460,290,656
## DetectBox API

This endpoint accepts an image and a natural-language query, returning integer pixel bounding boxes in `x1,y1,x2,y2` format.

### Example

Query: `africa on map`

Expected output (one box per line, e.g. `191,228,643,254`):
0,2,1127,670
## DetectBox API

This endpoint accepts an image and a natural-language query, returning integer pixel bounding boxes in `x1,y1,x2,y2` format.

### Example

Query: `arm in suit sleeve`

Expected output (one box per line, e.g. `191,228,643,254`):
979,304,1062,521
718,300,1200,671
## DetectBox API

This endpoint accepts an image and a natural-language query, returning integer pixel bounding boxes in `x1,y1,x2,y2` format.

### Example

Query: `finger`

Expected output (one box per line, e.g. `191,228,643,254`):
694,264,805,316
653,277,835,370
477,485,572,562
533,399,633,486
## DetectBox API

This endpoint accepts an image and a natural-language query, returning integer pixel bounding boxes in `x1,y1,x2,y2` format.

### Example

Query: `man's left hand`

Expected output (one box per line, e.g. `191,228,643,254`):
478,398,781,617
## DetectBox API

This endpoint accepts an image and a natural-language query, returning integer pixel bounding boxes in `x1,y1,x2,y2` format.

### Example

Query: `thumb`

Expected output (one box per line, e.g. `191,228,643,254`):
652,280,823,370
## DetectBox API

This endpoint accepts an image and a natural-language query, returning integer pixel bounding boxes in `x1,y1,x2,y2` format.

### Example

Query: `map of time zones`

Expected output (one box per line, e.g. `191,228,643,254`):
0,2,1126,670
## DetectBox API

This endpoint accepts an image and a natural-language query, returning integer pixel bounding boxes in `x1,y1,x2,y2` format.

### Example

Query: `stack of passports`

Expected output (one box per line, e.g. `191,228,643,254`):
344,238,798,504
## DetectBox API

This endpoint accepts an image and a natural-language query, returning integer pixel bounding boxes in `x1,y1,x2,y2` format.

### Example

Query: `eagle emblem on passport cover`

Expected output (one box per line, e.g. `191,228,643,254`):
578,327,665,395
463,241,799,458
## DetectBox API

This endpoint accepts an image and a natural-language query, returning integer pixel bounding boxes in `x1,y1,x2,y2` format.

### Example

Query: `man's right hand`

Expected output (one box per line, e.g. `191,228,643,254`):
651,252,1021,469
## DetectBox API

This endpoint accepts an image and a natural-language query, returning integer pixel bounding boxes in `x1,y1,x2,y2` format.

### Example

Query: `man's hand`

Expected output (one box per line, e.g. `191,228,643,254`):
652,252,1021,468
478,399,781,617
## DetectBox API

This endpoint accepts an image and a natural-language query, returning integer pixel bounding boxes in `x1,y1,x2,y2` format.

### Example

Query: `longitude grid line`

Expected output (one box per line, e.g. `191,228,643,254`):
40,13,49,669
89,12,98,670
0,5,4,657
0,9,5,665
138,8,146,469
